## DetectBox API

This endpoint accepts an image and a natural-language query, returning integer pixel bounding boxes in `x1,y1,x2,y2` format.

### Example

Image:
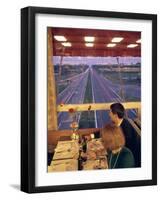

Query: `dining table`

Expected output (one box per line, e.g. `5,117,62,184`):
48,136,108,172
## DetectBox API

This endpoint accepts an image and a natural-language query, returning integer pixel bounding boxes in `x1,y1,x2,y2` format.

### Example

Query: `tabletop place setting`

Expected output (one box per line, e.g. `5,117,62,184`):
48,134,108,172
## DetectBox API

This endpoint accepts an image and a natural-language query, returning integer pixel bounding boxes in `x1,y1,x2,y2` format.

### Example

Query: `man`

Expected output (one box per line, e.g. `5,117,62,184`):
108,103,141,167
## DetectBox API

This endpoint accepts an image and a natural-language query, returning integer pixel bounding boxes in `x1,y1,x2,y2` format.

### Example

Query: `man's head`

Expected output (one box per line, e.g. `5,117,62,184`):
109,103,125,124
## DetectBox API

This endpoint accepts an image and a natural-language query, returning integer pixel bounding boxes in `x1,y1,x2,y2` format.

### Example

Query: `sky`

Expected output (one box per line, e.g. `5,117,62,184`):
53,56,141,66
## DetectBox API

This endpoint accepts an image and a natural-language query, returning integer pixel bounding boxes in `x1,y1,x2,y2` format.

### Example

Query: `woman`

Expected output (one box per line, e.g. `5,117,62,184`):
101,124,135,169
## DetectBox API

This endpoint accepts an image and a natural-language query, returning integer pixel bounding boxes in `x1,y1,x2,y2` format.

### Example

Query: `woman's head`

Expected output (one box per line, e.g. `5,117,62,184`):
101,123,125,151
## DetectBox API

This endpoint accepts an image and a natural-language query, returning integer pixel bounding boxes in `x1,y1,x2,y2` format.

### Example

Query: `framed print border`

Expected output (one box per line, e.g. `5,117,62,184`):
21,6,157,193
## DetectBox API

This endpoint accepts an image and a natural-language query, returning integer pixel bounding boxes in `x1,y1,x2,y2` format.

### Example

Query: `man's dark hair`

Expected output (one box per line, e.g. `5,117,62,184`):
110,103,125,119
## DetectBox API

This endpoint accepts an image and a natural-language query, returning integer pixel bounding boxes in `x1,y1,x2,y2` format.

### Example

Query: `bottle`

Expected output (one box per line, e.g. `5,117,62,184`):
82,136,87,153
78,134,82,144
78,148,83,170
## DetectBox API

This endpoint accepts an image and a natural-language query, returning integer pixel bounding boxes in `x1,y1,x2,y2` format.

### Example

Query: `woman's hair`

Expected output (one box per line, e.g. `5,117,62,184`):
101,123,125,151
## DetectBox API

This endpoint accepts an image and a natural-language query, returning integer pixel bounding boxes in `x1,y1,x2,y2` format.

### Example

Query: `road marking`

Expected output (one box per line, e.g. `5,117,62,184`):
90,67,98,128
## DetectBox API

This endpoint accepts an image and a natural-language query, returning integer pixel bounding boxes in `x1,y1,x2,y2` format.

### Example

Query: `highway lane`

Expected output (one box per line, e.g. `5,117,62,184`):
95,70,140,119
57,68,89,104
99,72,141,100
90,67,140,128
90,67,118,128
57,69,89,129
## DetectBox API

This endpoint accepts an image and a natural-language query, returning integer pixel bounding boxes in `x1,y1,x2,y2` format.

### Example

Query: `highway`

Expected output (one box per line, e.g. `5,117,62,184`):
56,66,141,129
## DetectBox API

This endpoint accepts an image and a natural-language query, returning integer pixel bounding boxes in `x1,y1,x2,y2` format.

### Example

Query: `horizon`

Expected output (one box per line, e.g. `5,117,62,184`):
53,56,141,66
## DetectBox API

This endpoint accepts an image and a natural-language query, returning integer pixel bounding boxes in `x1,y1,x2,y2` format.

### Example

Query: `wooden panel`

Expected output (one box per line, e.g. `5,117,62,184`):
47,28,58,130
48,128,100,147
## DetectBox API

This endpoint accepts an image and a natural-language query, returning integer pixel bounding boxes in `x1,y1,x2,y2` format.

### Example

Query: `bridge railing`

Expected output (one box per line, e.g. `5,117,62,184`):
57,101,141,119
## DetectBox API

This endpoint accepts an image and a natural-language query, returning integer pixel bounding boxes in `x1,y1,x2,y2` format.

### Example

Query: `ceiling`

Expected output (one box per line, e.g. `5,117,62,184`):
51,27,141,57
